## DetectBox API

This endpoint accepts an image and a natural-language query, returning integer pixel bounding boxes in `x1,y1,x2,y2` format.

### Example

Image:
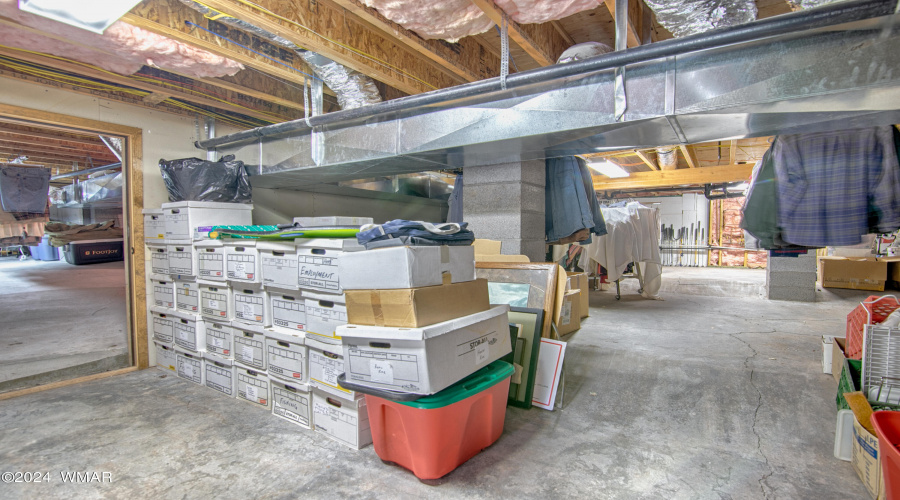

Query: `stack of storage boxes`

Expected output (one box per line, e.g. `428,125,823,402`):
144,208,378,448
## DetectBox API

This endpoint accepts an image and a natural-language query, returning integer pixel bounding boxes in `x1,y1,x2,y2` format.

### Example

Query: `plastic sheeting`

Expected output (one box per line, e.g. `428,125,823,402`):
159,155,252,203
363,0,599,42
0,0,243,78
81,172,123,204
557,42,612,64
643,0,757,37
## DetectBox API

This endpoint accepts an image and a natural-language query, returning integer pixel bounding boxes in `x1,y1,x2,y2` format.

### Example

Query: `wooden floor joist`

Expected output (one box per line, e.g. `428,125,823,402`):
593,164,755,190
469,0,569,66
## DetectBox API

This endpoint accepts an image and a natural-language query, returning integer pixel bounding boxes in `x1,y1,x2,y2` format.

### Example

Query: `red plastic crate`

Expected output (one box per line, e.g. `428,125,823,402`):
846,295,900,359
872,411,900,500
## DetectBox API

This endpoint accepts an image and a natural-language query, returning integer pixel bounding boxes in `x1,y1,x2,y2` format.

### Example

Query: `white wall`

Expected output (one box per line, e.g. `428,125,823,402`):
635,193,710,267
251,188,446,225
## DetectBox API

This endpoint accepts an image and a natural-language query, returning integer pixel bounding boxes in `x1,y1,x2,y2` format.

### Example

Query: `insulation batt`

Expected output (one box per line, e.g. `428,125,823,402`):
0,0,243,78
643,0,757,37
363,0,599,42
557,41,612,64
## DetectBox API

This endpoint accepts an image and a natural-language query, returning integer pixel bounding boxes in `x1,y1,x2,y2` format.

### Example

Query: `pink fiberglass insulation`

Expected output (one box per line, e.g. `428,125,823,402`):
0,0,243,78
364,0,597,42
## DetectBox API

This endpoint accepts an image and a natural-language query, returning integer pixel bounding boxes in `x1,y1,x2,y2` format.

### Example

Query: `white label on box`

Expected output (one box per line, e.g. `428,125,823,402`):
298,255,339,292
314,402,330,416
369,359,393,384
273,388,309,426
212,337,224,349
178,328,189,341
476,344,489,365
245,384,258,402
456,331,500,360
208,299,219,309
241,345,254,363
322,364,339,386
561,301,572,326
184,363,194,378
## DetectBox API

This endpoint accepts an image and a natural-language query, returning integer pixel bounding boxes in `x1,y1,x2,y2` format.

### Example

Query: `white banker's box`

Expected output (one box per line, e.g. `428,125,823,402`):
155,342,177,372
175,347,205,385
267,288,306,335
203,352,235,397
174,279,200,314
150,306,176,344
338,305,510,395
195,240,226,281
167,242,196,277
233,323,268,371
161,201,252,241
150,276,174,308
236,365,270,409
266,330,307,383
204,320,234,358
312,389,372,450
232,284,268,327
199,281,232,321
296,238,363,294
225,239,259,283
147,241,169,275
338,245,476,290
307,338,361,400
271,378,312,429
305,291,347,344
258,241,300,290
172,311,206,353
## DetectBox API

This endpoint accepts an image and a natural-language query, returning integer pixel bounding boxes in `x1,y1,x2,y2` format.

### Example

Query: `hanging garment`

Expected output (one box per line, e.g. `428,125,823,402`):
545,156,606,244
741,143,780,248
0,201,47,246
773,127,900,247
447,173,464,223
0,166,50,213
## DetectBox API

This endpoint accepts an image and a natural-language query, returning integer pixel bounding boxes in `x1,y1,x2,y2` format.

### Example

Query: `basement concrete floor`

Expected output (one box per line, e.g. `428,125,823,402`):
0,267,873,499
0,257,129,393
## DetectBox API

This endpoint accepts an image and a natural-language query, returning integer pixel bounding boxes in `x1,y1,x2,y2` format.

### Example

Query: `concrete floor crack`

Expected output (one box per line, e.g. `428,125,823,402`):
729,331,776,500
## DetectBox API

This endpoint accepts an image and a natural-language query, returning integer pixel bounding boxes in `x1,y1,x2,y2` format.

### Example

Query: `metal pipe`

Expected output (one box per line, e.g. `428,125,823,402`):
615,0,629,51
196,0,898,150
51,162,121,180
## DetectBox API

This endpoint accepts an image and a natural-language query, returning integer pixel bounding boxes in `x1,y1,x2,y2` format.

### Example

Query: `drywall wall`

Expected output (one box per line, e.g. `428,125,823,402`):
635,194,710,267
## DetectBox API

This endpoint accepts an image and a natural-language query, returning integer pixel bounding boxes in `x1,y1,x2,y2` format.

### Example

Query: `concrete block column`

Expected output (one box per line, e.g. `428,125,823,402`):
766,250,818,302
463,160,546,262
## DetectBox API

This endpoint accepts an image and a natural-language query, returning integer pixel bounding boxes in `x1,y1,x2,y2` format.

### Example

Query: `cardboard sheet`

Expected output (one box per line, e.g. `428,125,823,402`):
532,339,566,410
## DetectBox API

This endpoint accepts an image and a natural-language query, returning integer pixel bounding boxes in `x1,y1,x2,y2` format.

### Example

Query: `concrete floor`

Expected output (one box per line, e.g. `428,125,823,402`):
0,257,129,393
0,267,872,499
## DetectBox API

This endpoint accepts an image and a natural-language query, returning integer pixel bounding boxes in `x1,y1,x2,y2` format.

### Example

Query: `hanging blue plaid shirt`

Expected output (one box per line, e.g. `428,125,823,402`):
773,126,900,247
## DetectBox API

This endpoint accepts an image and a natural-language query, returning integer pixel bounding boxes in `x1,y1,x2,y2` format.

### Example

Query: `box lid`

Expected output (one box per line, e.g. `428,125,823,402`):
296,238,363,251
265,328,305,345
232,322,269,336
203,351,234,366
257,240,300,252
303,290,346,304
337,305,509,342
223,238,257,248
194,240,224,249
149,274,172,283
398,360,514,409
197,280,228,289
151,306,196,321
268,377,309,392
233,283,265,293
306,336,345,355
173,346,202,357
146,240,169,248
142,208,163,215
162,201,253,210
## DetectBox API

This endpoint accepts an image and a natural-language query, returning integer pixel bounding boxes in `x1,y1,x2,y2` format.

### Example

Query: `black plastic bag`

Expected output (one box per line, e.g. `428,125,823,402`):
158,154,251,203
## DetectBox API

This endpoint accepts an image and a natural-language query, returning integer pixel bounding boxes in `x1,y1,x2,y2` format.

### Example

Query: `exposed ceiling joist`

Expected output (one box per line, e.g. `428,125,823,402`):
679,144,698,168
203,72,306,114
196,0,459,95
603,0,641,47
593,164,755,190
328,0,500,84
0,135,111,154
469,0,569,66
0,142,117,162
633,149,658,170
729,139,738,165
0,129,102,146
0,149,109,165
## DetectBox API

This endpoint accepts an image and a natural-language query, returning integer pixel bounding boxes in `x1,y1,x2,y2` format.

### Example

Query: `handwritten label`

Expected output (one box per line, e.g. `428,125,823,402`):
212,337,224,349
245,384,258,402
476,343,489,365
370,359,393,384
314,402,330,416
241,345,254,363
323,365,339,386
208,299,219,309
178,329,189,340
235,262,245,274
183,364,194,378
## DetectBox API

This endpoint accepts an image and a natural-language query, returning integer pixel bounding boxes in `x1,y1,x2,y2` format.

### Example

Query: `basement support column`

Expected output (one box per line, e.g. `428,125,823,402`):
463,160,546,262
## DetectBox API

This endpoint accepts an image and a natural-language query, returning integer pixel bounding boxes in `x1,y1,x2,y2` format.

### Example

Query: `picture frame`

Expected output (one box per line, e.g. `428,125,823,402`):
476,262,558,339
505,307,545,409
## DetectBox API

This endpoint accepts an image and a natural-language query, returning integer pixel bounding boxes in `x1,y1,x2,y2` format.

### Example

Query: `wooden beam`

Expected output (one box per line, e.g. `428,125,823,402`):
194,0,459,94
550,20,576,46
0,140,116,159
679,144,699,168
603,0,641,47
593,164,755,190
633,149,658,170
0,129,102,146
0,46,286,123
0,148,115,164
327,0,499,83
470,0,569,66
729,140,738,165
0,133,109,152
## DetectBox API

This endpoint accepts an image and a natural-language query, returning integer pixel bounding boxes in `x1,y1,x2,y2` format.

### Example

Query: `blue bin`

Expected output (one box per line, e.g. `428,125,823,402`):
29,235,59,261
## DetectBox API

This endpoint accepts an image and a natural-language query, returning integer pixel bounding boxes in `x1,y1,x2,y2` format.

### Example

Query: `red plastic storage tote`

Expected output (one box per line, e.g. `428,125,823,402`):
872,411,900,500
364,360,514,480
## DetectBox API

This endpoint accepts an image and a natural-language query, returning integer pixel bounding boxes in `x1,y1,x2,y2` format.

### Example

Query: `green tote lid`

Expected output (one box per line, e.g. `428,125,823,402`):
399,360,514,409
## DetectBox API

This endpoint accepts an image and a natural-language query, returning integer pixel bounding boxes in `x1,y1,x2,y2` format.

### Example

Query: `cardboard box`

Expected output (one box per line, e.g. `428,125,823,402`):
232,284,268,327
305,291,347,344
147,241,169,275
195,240,226,281
225,239,259,283
172,312,206,353
297,238,364,294
266,329,308,383
852,413,883,499
338,305,511,395
473,239,502,255
294,216,373,227
258,241,299,290
267,288,306,335
199,281,231,321
567,272,590,319
473,238,530,263
142,208,165,241
167,242,196,277
833,337,848,385
819,257,887,291
271,378,312,429
204,320,233,358
555,289,582,336
150,276,174,309
174,278,200,314
312,389,372,450
236,365,270,409
338,245,476,290
150,306,176,344
155,341,176,372
344,279,490,328
161,201,253,241
175,347,205,385
474,254,531,263
233,323,268,371
307,338,360,400
203,352,235,397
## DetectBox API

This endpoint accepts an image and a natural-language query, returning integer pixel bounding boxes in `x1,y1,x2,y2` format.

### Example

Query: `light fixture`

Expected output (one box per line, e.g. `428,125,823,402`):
587,161,630,178
18,0,143,34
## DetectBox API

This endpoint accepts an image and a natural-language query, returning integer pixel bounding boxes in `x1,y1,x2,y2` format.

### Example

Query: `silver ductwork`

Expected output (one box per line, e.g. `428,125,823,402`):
655,148,678,170
644,0,757,37
556,42,613,64
178,0,381,110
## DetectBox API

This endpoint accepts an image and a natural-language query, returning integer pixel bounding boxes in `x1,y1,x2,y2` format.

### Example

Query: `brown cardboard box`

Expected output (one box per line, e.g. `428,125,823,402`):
567,272,589,319
851,410,884,499
819,257,887,291
555,289,581,336
833,337,847,386
473,238,530,263
343,278,490,328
